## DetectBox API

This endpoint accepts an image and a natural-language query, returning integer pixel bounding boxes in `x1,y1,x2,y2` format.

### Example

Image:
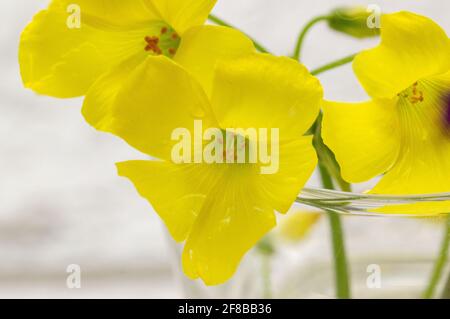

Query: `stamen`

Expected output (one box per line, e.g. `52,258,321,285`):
168,48,177,56
399,82,425,105
144,36,162,55
144,26,181,57
409,82,424,104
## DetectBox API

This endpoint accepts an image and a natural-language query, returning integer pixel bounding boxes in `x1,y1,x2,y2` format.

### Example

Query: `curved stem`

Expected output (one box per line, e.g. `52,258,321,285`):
315,117,351,299
208,14,270,53
311,53,357,76
423,215,450,298
318,158,351,300
261,254,272,299
293,15,330,61
442,269,450,299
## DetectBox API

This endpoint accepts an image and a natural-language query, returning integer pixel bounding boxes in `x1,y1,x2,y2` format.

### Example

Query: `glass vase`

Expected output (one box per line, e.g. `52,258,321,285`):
169,188,450,299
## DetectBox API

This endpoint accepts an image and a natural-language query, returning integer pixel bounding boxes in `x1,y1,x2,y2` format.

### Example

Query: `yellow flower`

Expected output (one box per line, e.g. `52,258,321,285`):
322,12,450,195
19,0,254,129
107,53,322,285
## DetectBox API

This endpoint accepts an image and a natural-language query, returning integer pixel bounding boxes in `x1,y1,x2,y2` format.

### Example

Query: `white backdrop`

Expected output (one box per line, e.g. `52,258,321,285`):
0,0,448,298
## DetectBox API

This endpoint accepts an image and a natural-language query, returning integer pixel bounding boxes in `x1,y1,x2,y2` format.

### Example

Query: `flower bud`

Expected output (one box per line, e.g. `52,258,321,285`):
328,7,381,39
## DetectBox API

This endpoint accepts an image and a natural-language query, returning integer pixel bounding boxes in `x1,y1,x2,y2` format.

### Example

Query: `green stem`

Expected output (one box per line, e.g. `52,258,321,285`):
261,254,272,299
311,53,357,76
318,163,351,299
314,114,351,299
208,14,270,53
293,15,330,61
423,215,450,298
257,237,274,298
442,268,450,299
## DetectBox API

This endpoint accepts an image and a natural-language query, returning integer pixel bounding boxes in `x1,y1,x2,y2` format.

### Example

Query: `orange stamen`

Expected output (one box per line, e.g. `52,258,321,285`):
144,36,162,55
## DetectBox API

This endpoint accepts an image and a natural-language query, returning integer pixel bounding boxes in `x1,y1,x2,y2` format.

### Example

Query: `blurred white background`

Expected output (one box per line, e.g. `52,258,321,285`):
0,0,448,298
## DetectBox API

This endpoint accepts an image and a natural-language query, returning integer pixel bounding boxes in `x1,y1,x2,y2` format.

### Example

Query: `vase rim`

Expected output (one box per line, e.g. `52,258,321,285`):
296,188,450,217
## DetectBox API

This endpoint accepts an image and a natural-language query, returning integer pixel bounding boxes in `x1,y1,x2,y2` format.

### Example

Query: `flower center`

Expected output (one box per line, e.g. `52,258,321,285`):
144,25,180,57
399,82,424,104
398,80,450,137
217,130,254,163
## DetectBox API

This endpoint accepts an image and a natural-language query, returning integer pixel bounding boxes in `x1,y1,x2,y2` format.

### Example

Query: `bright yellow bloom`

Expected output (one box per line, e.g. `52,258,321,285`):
19,0,254,129
322,12,450,195
106,53,322,285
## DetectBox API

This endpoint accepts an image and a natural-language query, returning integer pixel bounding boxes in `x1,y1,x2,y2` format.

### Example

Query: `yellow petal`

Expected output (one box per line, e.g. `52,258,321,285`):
19,5,162,98
82,55,146,130
371,201,450,216
258,136,318,213
211,54,323,140
107,56,216,160
83,25,253,130
322,99,401,183
151,0,217,35
182,166,276,285
371,72,450,195
50,0,161,26
277,211,321,241
174,25,255,96
117,160,219,241
353,11,450,99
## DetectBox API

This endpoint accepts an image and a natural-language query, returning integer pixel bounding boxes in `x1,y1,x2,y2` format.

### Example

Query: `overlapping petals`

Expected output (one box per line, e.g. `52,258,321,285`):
323,11,450,196
19,0,256,131
111,54,321,284
151,0,218,35
322,99,400,184
20,0,163,97
353,11,450,99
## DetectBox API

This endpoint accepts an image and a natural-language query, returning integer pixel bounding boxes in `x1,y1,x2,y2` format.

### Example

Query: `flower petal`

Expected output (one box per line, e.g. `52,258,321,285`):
117,160,218,241
371,201,450,216
19,4,161,98
277,210,321,241
82,55,146,130
50,0,161,26
182,166,276,285
211,54,323,140
258,136,317,213
107,56,216,160
82,26,253,130
322,100,401,183
353,11,450,99
371,72,450,194
151,0,217,35
174,25,255,96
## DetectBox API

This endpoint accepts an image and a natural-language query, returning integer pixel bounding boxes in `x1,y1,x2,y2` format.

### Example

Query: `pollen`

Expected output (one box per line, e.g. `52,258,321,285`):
144,36,162,55
399,82,425,104
168,48,177,56
409,82,424,104
144,25,181,57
